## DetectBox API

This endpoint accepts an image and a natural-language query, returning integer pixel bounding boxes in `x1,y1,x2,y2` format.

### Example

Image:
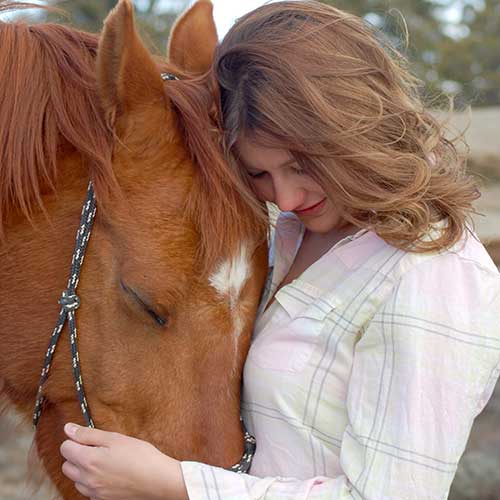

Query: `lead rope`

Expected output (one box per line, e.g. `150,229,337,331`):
230,417,256,473
33,181,97,429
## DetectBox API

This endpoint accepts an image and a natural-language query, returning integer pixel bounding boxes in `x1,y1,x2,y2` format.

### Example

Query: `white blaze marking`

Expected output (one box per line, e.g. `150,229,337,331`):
209,244,251,373
209,244,251,312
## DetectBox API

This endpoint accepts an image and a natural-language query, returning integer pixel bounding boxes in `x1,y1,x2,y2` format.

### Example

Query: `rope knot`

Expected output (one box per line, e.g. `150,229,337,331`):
59,291,80,311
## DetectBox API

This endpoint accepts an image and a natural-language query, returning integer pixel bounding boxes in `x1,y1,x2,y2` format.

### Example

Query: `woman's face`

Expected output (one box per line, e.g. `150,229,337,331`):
237,136,348,235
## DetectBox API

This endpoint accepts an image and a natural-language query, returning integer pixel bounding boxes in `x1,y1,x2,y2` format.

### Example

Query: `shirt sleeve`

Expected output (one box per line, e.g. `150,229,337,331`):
181,254,500,500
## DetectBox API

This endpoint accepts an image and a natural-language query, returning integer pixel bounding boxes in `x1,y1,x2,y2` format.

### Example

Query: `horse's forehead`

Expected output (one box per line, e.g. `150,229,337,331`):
208,244,252,306
208,244,253,361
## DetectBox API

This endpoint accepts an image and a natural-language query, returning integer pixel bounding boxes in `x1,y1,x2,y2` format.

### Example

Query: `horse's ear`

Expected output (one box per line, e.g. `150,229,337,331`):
97,0,166,127
167,0,218,75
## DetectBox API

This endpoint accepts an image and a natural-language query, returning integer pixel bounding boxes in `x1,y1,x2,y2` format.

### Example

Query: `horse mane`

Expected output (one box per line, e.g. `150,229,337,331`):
0,3,266,267
168,75,268,270
0,4,116,237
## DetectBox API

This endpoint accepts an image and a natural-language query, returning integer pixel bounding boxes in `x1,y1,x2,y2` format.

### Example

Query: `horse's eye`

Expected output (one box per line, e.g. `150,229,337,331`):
120,280,168,327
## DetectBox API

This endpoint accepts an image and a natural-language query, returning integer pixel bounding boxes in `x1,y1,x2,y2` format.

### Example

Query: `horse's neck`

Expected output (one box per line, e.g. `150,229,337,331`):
0,151,90,413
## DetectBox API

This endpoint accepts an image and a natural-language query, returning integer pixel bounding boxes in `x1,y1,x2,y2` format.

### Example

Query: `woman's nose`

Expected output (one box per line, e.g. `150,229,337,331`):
272,178,306,212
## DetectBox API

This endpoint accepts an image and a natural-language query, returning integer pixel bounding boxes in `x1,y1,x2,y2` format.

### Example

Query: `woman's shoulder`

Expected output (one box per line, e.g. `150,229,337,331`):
271,212,499,301
338,220,498,280
399,224,498,282
343,226,500,340
324,221,500,313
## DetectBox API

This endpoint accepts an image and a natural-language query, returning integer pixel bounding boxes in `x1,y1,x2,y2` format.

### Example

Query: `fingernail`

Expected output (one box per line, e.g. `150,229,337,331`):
65,423,78,436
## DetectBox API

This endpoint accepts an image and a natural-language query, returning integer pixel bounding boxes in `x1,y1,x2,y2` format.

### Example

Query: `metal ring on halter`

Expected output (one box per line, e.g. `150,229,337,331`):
229,419,257,474
161,72,179,81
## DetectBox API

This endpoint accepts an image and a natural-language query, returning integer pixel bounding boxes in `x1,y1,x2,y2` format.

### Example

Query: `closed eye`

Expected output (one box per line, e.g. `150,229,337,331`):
247,170,267,179
120,280,168,327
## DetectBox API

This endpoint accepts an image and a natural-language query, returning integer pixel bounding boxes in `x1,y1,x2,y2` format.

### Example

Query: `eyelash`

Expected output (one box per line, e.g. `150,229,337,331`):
248,171,267,179
247,166,304,179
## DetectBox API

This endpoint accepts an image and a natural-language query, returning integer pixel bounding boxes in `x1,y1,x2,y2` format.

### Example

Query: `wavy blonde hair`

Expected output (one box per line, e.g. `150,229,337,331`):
213,0,479,252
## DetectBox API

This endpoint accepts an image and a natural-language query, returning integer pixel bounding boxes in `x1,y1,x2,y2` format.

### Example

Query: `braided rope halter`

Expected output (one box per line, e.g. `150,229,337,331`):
33,73,256,473
33,181,97,429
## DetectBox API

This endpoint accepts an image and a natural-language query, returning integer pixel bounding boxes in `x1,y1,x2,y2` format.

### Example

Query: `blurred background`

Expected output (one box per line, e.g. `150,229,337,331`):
1,1,499,499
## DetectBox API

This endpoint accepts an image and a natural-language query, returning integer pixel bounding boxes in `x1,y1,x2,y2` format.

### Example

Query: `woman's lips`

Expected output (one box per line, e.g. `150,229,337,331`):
294,197,327,216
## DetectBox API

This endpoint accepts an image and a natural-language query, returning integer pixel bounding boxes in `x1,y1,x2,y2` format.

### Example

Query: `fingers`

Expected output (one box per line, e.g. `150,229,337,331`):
61,446,99,498
61,424,115,500
62,457,93,498
74,481,92,498
64,423,115,447
60,439,96,467
61,460,81,482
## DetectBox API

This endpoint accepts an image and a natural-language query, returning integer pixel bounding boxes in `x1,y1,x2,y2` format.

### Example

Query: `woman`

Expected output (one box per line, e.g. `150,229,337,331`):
60,2,500,498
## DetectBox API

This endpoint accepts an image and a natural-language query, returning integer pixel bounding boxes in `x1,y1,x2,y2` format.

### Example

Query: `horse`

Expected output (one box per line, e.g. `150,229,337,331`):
0,1,268,498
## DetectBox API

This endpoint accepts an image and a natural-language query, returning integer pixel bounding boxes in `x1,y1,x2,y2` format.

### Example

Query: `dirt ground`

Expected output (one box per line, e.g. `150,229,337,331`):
436,106,500,159
0,411,55,500
474,185,500,244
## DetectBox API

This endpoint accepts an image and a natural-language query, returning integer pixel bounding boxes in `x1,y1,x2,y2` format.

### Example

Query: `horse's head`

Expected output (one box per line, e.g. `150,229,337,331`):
71,0,268,460
0,1,268,496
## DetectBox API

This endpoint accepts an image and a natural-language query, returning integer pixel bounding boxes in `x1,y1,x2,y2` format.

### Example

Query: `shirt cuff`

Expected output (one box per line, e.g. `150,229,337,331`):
181,461,278,500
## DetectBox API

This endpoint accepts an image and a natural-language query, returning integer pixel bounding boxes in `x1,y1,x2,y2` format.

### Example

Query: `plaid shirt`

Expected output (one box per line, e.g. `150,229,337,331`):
182,212,500,499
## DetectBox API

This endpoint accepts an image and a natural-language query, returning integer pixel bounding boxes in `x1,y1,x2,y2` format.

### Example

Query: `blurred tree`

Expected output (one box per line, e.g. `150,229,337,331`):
46,0,189,53
320,0,452,104
438,0,500,106
320,0,500,107
37,0,500,106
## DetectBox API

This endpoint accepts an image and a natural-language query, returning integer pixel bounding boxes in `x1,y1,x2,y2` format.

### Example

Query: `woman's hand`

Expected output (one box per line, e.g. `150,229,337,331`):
60,423,188,500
